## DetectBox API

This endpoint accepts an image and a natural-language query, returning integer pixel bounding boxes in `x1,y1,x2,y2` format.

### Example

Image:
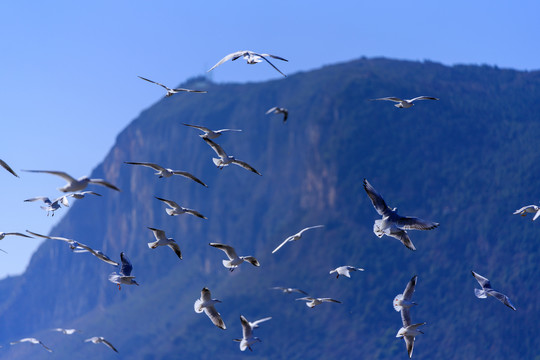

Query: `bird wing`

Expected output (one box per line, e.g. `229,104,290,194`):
387,228,416,251
404,335,415,358
402,275,418,300
22,170,77,182
172,171,208,187
120,252,133,276
240,315,253,338
185,208,207,219
155,196,180,209
489,290,517,311
266,107,278,114
5,232,33,238
370,97,403,102
148,227,167,241
396,216,439,230
401,307,411,327
533,209,540,221
39,341,53,352
252,53,287,77
24,196,51,204
258,53,288,62
513,205,533,214
202,138,228,158
272,238,290,254
100,338,119,353
297,225,324,236
207,51,244,72
471,271,492,289
250,317,272,328
138,76,170,91
80,191,102,196
243,256,260,267
124,161,164,171
409,96,439,102
204,306,226,329
167,242,182,259
321,298,341,303
88,178,121,191
183,123,211,132
295,297,314,301
171,87,207,93
0,159,18,177
282,110,288,122
232,160,262,176
210,243,238,260
363,179,393,216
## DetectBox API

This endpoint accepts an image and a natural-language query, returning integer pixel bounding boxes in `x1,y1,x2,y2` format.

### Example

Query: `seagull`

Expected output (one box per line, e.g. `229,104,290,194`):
194,287,226,329
208,50,288,77
471,271,516,311
202,138,261,175
233,315,263,352
265,107,288,123
513,204,540,221
138,76,207,97
22,169,120,192
84,336,118,353
209,243,260,271
394,275,418,317
155,196,207,219
363,179,439,251
271,286,308,295
329,266,364,279
370,96,439,108
52,328,81,335
0,232,33,241
396,322,426,358
0,159,18,177
147,227,182,259
296,297,341,308
124,162,207,187
108,252,139,290
26,230,119,266
10,338,52,352
272,225,324,254
24,196,69,216
183,123,242,139
245,316,272,330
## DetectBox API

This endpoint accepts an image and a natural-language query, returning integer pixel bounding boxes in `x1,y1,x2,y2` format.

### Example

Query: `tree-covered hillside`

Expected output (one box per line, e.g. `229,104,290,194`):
0,57,538,359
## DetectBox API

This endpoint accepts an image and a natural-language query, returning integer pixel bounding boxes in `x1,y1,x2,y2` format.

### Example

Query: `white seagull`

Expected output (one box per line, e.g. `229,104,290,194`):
147,227,182,259
124,161,207,187
202,138,261,175
52,328,81,335
22,169,120,192
194,287,226,329
24,196,69,216
394,275,418,316
208,50,288,77
396,321,426,359
329,266,364,279
296,297,341,308
0,159,18,177
363,179,439,251
370,96,439,108
10,338,52,353
138,76,207,97
513,204,540,221
271,286,308,295
0,232,33,241
265,107,288,123
84,336,118,353
233,315,263,352
183,123,242,139
108,252,139,290
155,196,207,219
209,243,260,271
272,225,324,254
471,270,516,311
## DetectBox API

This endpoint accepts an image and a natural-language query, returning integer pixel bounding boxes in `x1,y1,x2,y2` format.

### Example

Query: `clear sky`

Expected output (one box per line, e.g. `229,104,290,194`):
0,1,538,279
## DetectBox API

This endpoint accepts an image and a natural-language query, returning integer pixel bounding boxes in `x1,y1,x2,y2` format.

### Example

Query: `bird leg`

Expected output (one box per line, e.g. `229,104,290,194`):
118,284,122,291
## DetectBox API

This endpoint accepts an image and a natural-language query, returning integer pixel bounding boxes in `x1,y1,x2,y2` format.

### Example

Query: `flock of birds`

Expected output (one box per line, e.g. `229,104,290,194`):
0,49,526,358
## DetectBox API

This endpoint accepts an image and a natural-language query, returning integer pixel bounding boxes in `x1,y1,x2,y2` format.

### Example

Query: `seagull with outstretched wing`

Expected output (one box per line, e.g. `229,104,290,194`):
202,138,261,175
22,169,120,192
208,50,288,77
194,287,226,329
138,76,207,97
272,225,324,254
370,96,439,108
125,161,207,187
183,123,242,139
209,243,260,271
471,271,516,311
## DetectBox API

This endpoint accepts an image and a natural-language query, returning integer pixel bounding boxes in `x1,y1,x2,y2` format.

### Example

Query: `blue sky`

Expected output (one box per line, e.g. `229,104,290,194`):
0,1,538,279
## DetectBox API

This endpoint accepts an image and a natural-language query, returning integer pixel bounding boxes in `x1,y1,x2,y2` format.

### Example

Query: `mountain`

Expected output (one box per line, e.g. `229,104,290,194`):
0,57,539,359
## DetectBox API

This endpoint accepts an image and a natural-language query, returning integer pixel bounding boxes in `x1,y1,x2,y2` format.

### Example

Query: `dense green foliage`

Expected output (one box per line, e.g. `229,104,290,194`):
0,58,539,359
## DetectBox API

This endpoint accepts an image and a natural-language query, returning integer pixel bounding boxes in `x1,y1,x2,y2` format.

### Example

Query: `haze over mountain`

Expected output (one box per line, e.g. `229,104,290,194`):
0,57,538,359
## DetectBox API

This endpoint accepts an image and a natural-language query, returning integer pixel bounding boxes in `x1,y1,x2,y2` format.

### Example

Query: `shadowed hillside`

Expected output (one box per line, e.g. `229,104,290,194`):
0,58,539,359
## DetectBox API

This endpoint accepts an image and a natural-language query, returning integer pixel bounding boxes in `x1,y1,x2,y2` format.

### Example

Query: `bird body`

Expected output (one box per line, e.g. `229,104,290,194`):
52,328,80,335
147,227,182,259
271,286,308,295
396,322,426,358
513,204,540,220
266,107,289,122
194,287,226,329
329,265,364,278
209,243,259,271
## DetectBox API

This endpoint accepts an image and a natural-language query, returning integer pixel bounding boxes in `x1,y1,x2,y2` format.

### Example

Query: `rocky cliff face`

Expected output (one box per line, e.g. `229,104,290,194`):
1,59,539,359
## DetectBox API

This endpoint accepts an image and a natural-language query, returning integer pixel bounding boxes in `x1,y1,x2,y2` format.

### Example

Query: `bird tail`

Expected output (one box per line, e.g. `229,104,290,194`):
165,208,175,216
148,241,158,249
222,260,234,269
213,158,227,167
393,294,404,311
474,288,487,298
373,220,384,237
194,299,203,313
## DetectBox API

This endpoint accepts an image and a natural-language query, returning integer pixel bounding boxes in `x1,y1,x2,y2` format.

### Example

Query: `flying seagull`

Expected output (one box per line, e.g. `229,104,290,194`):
370,96,439,108
296,297,341,308
0,159,18,177
394,275,418,328
24,196,69,216
155,196,207,219
208,50,288,77
52,328,81,335
513,204,540,221
147,227,182,259
396,321,426,359
272,225,324,254
10,338,52,353
0,232,33,241
138,76,207,97
108,252,139,290
22,169,120,192
209,243,260,271
194,287,226,330
329,266,364,279
265,107,288,123
233,315,262,352
183,123,242,139
202,138,261,175
271,286,308,295
363,179,439,251
84,336,118,353
471,271,516,311
124,161,207,187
